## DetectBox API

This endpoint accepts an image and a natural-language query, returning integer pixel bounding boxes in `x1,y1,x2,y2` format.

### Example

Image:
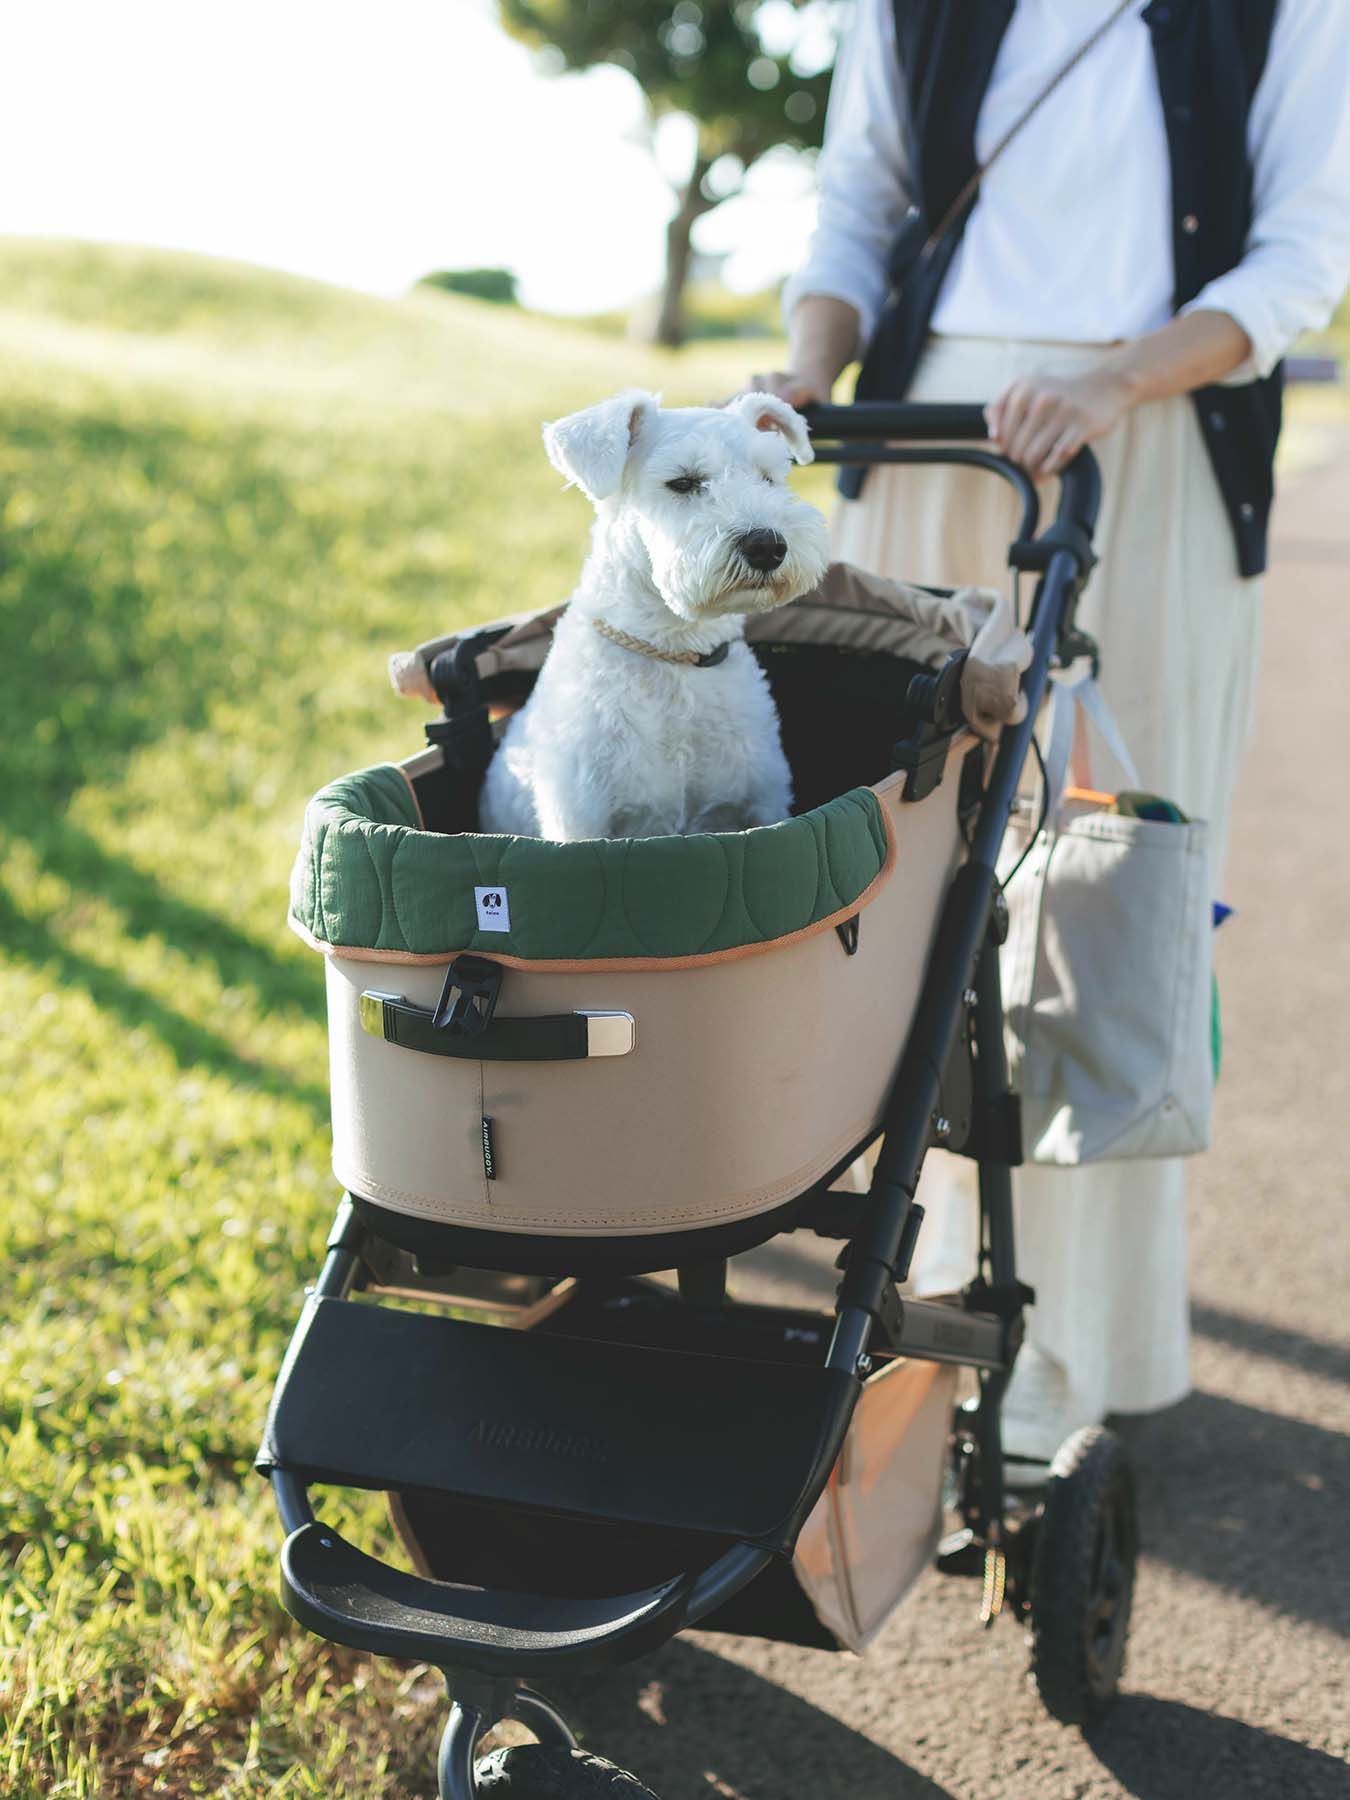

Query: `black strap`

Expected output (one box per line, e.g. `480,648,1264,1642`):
369,994,591,1062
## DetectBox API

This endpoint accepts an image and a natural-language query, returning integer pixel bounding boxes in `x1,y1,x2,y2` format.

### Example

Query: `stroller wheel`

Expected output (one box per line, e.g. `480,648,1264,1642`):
1027,1424,1137,1726
473,1744,663,1798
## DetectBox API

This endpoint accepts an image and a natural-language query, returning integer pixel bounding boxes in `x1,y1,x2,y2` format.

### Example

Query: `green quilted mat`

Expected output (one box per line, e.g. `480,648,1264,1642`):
290,763,891,962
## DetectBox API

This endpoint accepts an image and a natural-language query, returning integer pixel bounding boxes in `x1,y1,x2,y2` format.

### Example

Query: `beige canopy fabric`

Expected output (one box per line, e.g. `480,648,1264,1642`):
388,561,1030,741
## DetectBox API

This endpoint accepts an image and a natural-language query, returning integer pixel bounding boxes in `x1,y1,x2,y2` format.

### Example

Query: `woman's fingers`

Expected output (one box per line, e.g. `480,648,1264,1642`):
990,378,1092,474
1044,426,1084,475
1021,408,1076,475
1012,389,1066,467
990,380,1038,459
991,368,1130,471
749,371,822,408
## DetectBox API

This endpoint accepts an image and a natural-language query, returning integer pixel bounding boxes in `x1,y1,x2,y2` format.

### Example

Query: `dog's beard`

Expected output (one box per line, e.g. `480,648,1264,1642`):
701,559,797,614
639,495,830,622
657,538,827,619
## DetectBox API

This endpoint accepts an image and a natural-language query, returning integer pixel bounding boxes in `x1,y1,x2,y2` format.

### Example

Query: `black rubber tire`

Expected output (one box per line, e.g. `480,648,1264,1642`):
1027,1424,1137,1726
473,1744,662,1799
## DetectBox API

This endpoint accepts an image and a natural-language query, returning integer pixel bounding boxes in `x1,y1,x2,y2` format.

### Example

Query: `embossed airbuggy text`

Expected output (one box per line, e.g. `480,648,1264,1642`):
467,1419,610,1466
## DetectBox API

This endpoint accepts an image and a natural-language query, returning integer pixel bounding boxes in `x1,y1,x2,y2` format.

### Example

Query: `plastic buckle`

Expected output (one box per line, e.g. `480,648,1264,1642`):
432,955,503,1038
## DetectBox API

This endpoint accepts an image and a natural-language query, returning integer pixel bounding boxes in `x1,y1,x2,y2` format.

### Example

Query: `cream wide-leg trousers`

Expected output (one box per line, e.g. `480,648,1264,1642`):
832,334,1263,1417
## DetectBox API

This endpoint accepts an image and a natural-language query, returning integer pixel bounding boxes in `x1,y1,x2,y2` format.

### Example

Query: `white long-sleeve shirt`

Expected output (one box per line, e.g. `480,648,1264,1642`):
783,0,1350,381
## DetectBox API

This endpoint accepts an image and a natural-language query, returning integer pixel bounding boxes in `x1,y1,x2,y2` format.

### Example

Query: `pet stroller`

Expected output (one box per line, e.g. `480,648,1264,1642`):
258,405,1138,1798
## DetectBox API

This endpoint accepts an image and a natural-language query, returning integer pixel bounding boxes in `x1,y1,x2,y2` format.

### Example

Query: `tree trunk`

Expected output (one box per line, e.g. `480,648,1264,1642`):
652,153,714,349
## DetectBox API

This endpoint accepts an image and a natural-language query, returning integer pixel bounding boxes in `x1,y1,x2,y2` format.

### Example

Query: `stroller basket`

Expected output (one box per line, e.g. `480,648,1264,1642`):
290,566,1015,1261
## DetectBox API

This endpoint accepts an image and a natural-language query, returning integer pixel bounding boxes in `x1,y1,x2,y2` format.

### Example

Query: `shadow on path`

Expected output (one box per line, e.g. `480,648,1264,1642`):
1121,1390,1350,1640
1086,1696,1350,1800
553,1637,958,1800
1191,1301,1350,1388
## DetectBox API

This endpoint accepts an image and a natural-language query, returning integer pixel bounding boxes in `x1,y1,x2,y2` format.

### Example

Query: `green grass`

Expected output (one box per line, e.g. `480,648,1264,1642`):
1,238,1345,1798
0,238,782,1800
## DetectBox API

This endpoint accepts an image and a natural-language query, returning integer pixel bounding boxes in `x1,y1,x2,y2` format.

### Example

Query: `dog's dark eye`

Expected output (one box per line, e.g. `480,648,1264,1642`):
666,475,705,495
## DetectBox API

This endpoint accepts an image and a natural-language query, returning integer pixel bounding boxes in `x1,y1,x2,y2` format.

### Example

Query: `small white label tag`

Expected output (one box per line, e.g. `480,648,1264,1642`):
474,885,511,932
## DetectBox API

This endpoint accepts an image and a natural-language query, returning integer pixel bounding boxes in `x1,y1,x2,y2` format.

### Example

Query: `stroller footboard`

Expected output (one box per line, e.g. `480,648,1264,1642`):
257,1287,857,1671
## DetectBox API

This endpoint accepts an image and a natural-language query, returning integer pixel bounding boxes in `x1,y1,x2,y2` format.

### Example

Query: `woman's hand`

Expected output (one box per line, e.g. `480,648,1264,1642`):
747,296,862,413
986,366,1136,477
747,369,831,409
985,313,1253,476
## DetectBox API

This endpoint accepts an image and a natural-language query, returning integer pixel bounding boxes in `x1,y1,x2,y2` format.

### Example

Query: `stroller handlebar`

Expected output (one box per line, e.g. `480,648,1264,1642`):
801,400,992,441
798,401,1101,542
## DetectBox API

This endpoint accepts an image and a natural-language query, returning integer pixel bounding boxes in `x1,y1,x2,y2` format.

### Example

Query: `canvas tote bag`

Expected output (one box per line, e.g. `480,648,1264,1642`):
1001,675,1214,1164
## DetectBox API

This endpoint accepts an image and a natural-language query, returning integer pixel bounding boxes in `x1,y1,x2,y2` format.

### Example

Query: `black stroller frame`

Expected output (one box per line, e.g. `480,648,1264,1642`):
259,405,1137,1797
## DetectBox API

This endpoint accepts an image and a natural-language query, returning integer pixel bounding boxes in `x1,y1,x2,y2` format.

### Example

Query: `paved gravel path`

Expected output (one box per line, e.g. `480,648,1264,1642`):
553,443,1350,1798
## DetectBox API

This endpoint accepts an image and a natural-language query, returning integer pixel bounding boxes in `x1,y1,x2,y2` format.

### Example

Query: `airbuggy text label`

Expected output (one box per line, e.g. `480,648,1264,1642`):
467,1419,609,1466
474,886,511,932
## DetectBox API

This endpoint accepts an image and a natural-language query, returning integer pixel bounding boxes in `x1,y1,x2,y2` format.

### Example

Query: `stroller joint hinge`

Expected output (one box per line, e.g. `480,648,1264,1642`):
325,1196,366,1256
956,1092,1024,1166
834,1247,898,1318
1009,520,1096,581
962,1276,1035,1323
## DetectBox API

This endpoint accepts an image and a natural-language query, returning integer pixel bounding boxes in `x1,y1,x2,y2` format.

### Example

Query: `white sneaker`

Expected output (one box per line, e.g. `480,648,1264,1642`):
1000,1346,1099,1487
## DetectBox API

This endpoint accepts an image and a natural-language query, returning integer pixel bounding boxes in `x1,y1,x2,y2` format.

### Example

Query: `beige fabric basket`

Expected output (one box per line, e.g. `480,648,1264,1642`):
327,745,971,1238
319,566,1027,1242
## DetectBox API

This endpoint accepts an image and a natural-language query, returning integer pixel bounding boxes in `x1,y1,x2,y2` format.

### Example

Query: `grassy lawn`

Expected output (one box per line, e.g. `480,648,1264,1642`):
1,239,1344,1799
0,240,779,1799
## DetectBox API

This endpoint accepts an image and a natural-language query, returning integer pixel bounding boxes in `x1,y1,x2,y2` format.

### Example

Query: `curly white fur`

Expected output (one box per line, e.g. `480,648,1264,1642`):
479,391,831,842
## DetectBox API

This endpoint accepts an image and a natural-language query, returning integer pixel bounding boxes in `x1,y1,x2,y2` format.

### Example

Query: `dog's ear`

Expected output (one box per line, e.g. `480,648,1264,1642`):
543,390,660,503
724,392,815,465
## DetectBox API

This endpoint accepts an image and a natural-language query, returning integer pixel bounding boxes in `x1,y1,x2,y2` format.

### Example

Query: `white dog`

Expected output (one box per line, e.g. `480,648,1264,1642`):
478,389,831,842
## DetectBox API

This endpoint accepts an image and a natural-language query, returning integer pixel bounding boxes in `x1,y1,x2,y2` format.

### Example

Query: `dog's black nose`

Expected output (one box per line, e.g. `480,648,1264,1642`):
738,529,788,572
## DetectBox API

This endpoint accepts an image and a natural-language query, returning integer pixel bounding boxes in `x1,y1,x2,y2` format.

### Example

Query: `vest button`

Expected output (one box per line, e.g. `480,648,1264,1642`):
1182,213,1200,234
1172,103,1192,123
1209,411,1227,431
1240,502,1255,521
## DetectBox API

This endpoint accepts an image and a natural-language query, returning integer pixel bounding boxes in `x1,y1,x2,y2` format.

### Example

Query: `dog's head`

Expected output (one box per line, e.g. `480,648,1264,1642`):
542,389,830,621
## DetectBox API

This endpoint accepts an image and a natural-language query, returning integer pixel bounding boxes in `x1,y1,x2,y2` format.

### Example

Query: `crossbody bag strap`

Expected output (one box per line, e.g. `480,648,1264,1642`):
922,0,1138,257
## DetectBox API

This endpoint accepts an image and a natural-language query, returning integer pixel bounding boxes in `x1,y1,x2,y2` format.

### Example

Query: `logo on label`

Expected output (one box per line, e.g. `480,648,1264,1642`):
474,885,511,932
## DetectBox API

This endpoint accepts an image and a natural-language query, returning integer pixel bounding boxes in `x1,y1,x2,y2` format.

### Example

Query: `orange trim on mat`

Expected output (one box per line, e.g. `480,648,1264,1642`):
290,796,899,972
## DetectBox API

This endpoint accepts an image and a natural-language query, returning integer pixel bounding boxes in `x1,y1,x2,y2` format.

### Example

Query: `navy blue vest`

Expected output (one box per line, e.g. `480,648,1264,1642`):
854,0,1281,577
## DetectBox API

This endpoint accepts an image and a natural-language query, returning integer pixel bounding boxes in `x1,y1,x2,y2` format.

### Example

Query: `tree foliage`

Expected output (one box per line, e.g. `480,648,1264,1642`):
501,0,833,163
419,267,519,304
498,1,840,342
